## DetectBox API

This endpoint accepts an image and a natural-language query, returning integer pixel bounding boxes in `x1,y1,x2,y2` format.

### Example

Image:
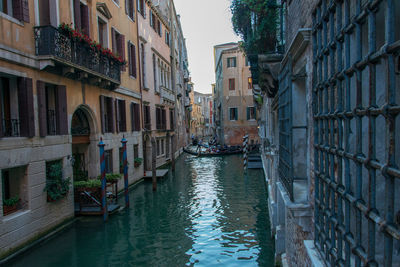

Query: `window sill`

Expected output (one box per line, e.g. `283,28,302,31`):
143,87,150,91
0,12,24,26
2,209,30,222
127,16,135,23
129,75,137,80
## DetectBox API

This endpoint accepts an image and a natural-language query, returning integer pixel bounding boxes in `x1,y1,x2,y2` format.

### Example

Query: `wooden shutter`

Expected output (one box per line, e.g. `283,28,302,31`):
235,108,238,120
111,28,116,53
81,4,90,36
128,43,132,76
100,95,106,133
110,98,116,133
73,0,81,30
130,103,134,132
120,100,126,132
37,80,47,137
118,34,126,71
162,109,166,129
149,10,153,27
135,103,140,131
13,0,29,22
131,44,137,78
115,99,120,133
142,0,146,17
56,85,68,135
18,78,34,137
246,107,250,120
125,0,129,15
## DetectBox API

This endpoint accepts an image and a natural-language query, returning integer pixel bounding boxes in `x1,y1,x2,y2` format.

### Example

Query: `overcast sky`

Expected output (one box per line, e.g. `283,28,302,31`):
174,0,240,94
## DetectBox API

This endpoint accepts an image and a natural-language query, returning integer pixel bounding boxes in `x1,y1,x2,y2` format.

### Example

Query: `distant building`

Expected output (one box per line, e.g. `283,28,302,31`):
213,43,259,146
191,91,212,137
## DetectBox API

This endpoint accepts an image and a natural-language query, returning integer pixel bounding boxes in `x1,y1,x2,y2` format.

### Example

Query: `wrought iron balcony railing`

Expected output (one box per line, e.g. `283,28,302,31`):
34,26,121,89
2,119,20,137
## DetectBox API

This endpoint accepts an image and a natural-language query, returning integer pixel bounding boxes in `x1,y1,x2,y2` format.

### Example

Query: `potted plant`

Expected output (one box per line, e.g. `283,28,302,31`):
3,195,20,216
134,157,143,168
44,161,71,202
74,179,102,191
97,173,123,184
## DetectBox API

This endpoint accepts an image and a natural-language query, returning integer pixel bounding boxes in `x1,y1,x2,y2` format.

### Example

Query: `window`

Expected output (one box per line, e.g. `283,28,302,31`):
156,139,160,156
126,0,134,21
156,107,166,130
157,19,162,36
37,81,68,137
149,9,154,28
229,78,235,91
115,99,126,132
2,166,27,216
104,149,113,174
161,139,164,155
245,56,250,66
137,0,145,17
98,18,107,48
247,106,256,120
111,28,125,70
144,105,151,130
73,1,90,36
99,96,115,133
130,102,141,131
0,76,34,138
128,42,137,78
248,77,253,89
153,54,158,93
227,57,237,68
0,0,29,22
229,107,238,121
165,31,170,46
38,0,57,26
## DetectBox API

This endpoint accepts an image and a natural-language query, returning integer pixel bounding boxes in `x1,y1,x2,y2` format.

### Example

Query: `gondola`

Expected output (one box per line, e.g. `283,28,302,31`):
183,147,242,157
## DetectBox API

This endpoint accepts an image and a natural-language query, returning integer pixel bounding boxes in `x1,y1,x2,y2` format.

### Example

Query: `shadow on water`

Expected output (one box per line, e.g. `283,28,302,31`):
8,154,274,267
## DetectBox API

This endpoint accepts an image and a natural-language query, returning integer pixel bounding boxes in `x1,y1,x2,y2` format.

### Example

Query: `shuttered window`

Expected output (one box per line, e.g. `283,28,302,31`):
144,105,151,130
131,102,140,132
73,0,89,36
100,95,116,133
137,0,145,17
112,28,126,71
128,42,137,78
1,0,30,22
169,109,174,130
246,106,256,120
37,81,68,137
115,99,126,133
229,78,235,91
0,77,34,138
229,107,238,121
227,57,237,68
125,0,134,21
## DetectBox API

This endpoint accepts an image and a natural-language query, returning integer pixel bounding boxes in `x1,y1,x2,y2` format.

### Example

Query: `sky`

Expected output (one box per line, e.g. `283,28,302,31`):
174,0,241,94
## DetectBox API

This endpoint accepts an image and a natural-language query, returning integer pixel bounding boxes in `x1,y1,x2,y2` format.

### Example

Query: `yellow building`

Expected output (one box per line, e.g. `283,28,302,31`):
0,0,142,256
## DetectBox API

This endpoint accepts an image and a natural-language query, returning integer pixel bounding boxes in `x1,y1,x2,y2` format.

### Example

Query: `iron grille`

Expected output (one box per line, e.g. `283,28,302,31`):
312,0,400,266
278,59,294,200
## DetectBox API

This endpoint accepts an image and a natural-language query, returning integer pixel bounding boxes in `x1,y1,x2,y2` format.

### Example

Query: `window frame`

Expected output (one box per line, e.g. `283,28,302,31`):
229,107,238,121
228,78,235,91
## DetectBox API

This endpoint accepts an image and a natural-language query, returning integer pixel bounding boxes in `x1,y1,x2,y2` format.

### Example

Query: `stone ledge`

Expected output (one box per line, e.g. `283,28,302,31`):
304,240,327,267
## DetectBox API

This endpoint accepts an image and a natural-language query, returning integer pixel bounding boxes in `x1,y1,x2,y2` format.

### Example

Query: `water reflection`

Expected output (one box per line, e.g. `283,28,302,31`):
9,155,273,267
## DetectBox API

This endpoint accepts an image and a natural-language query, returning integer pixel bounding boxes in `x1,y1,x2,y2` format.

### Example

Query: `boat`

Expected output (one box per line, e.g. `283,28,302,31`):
183,146,242,157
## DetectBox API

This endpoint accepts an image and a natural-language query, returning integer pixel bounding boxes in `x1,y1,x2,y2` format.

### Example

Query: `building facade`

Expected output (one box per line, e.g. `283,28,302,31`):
251,0,400,266
213,43,259,146
0,0,143,257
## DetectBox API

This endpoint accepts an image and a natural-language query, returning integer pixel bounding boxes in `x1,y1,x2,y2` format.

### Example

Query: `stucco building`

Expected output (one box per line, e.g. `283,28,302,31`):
0,0,143,257
213,43,259,146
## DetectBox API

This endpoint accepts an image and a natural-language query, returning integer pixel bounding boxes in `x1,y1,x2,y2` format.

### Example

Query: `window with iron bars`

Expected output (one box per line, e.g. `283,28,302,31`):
312,0,400,266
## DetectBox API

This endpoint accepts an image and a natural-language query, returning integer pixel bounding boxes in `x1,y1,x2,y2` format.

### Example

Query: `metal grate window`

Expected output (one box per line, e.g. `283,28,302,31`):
278,60,294,200
312,0,400,266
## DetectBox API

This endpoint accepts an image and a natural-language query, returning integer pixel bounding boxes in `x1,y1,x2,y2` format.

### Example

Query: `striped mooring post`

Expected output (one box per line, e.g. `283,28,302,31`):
98,138,108,222
121,136,129,208
243,135,249,170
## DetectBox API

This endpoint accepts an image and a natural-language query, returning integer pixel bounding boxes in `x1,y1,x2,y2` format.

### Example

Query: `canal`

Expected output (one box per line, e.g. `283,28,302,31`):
9,154,274,266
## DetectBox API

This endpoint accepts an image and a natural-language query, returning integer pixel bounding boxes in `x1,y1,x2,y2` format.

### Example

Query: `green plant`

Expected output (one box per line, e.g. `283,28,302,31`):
73,179,102,188
44,161,71,202
3,195,19,206
96,173,123,183
134,158,143,164
230,0,279,55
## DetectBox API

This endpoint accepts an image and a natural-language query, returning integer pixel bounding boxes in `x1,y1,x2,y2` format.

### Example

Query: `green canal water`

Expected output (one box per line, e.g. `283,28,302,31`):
9,154,274,266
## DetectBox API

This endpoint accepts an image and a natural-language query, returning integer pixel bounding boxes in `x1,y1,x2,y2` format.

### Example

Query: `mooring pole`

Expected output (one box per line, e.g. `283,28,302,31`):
243,135,248,170
151,137,157,191
171,134,175,171
98,138,108,222
121,136,129,208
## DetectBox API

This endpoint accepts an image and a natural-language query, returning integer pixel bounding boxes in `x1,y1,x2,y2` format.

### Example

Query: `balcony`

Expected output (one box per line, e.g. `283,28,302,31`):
34,26,121,90
160,86,175,106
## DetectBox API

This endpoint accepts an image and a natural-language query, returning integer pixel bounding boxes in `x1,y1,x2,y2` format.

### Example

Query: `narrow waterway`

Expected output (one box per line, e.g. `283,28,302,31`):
9,154,274,266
